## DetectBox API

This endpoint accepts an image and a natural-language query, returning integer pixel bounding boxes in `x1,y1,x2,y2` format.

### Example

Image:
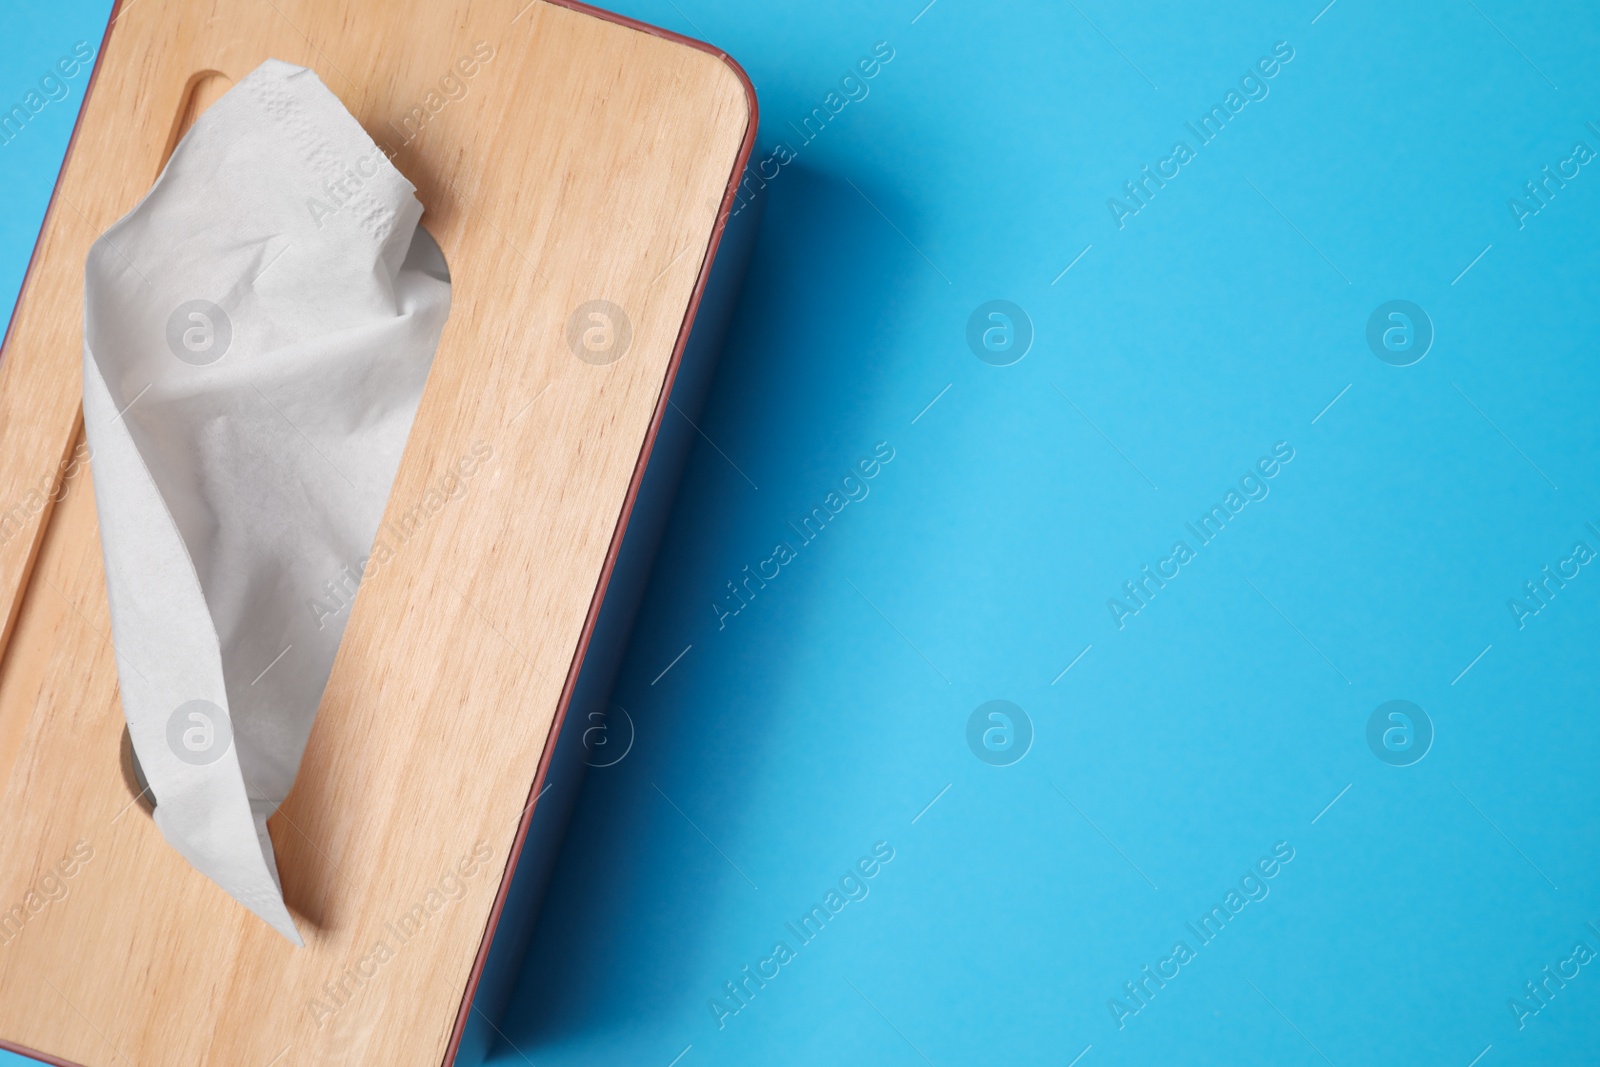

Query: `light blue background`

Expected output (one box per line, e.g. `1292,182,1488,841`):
5,2,1600,1065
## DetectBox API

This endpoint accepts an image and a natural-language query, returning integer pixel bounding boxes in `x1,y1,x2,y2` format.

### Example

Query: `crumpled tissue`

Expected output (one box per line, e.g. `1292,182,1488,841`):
82,58,450,944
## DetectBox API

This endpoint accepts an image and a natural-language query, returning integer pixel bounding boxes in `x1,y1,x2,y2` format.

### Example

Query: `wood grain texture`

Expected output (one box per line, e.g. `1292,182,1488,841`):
0,1,752,1064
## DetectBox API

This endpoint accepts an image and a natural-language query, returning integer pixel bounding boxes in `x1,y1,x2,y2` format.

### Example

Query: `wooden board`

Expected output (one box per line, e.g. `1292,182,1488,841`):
0,1,755,1064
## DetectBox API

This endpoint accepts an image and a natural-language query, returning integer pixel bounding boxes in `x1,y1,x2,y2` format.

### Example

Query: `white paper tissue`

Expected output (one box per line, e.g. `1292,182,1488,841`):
82,59,451,944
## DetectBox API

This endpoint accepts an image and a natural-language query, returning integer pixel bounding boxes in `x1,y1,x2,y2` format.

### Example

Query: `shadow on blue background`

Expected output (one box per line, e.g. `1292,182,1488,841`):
6,1,1600,1065
501,162,911,1047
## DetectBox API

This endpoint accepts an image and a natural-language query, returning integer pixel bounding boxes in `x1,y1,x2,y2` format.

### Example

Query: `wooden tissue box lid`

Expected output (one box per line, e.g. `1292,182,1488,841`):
0,1,753,1064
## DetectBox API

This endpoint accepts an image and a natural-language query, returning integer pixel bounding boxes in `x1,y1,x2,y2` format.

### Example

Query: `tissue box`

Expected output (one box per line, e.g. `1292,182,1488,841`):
0,1,755,1064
